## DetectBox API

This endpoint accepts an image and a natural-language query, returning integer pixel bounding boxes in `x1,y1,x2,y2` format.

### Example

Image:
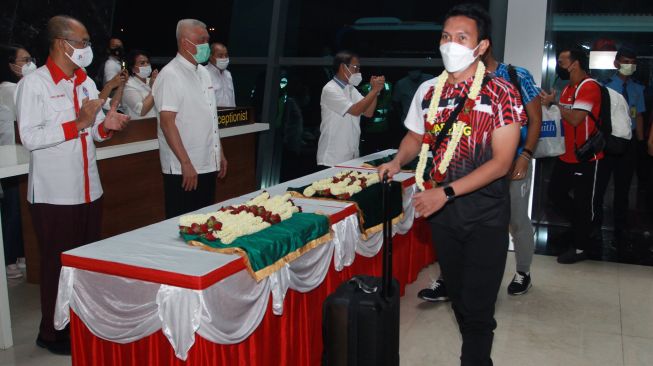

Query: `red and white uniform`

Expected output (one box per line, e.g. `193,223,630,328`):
16,57,112,204
559,79,603,163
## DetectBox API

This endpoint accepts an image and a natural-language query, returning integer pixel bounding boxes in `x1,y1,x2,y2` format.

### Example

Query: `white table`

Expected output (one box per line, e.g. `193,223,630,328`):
0,122,270,349
0,145,29,349
53,154,419,360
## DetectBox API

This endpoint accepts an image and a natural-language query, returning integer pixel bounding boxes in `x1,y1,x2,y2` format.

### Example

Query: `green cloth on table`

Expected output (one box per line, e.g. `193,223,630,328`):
288,182,403,232
181,212,330,275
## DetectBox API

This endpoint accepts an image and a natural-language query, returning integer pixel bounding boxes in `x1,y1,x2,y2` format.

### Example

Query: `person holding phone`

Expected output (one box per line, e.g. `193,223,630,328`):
122,49,158,118
102,37,124,86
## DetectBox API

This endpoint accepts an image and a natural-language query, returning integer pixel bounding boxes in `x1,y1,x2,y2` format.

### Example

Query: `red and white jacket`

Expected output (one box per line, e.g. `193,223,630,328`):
16,57,112,205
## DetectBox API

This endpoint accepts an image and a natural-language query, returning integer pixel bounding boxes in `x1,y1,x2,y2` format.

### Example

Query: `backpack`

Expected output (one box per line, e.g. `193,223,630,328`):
506,65,523,108
575,78,632,155
506,65,529,147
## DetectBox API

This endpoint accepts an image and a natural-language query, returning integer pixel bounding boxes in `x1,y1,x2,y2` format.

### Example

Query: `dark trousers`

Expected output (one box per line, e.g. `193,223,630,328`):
548,159,609,251
430,222,509,366
1,177,25,265
603,136,637,235
30,198,103,341
163,172,217,219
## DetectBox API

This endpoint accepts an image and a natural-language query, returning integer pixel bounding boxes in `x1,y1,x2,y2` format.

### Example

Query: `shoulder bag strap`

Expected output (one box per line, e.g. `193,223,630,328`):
432,75,492,152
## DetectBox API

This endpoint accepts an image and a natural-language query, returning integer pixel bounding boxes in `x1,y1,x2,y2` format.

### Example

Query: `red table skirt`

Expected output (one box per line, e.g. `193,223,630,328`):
70,218,435,366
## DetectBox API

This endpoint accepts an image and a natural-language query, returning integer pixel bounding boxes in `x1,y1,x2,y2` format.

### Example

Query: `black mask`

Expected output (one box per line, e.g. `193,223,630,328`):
555,64,570,81
111,46,124,58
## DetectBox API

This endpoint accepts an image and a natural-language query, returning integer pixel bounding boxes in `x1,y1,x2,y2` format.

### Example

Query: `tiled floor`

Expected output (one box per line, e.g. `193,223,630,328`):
2,253,653,365
0,276,69,366
400,254,653,366
531,156,653,268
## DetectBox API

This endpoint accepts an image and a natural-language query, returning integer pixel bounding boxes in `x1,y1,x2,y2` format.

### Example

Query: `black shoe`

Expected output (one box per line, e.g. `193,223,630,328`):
417,279,449,302
507,271,532,296
36,336,71,355
557,248,588,264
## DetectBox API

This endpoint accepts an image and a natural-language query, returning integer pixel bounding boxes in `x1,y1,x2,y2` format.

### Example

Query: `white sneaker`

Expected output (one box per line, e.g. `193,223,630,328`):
16,257,26,269
6,264,23,279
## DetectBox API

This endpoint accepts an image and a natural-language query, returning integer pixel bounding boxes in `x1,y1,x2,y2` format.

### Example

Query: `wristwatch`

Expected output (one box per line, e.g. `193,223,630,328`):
443,185,456,202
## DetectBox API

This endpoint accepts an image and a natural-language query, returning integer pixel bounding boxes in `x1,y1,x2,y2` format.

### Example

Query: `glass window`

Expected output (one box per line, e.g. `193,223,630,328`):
534,0,653,261
0,0,115,75
284,0,489,57
114,0,273,58
228,65,269,121
114,1,234,57
227,0,272,57
276,65,444,182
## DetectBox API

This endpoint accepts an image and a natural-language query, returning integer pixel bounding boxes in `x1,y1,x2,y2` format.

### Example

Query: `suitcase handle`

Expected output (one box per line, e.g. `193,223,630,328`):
381,173,394,300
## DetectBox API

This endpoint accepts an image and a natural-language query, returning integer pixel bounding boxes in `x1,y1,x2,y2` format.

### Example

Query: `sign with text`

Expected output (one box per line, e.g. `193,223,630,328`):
217,107,255,129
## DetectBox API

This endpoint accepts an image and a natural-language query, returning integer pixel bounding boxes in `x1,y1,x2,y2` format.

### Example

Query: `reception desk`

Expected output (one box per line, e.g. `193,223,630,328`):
0,118,268,348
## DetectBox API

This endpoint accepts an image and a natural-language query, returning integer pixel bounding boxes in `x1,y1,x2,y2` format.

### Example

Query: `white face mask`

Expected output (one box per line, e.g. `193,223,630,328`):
348,73,362,86
619,63,636,76
136,65,152,79
439,42,480,73
13,61,37,77
21,62,37,76
345,66,362,86
65,41,93,68
215,58,229,70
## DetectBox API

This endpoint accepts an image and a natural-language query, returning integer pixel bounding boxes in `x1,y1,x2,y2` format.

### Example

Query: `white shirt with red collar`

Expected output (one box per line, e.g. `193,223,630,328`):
16,57,112,205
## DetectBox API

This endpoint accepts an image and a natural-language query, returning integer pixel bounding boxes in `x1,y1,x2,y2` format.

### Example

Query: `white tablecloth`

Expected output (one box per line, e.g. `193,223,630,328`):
55,152,420,360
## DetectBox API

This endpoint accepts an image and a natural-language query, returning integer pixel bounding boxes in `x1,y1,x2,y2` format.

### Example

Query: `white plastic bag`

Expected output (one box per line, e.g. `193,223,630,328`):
534,104,565,158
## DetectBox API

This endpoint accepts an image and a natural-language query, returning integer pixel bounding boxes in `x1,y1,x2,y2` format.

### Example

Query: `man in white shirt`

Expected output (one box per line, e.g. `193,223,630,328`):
207,42,235,107
317,50,385,167
102,37,124,86
153,19,228,219
15,15,129,355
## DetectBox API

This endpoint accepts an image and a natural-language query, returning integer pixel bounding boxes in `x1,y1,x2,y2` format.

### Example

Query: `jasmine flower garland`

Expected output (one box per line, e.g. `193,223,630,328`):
179,192,301,244
302,170,380,199
415,61,486,191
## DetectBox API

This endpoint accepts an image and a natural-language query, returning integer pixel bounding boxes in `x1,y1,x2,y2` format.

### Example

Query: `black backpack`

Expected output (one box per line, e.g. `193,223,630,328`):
506,64,523,105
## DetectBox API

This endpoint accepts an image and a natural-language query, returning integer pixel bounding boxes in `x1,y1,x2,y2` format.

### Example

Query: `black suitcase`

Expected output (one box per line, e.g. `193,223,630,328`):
322,175,400,366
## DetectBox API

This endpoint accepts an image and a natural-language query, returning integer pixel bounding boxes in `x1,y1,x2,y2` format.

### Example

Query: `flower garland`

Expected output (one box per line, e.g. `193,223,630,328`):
179,192,301,244
415,61,486,191
302,170,380,199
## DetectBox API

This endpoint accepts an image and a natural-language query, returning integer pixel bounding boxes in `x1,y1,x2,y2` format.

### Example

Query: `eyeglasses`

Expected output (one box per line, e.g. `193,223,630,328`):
14,56,37,64
347,64,361,72
59,38,92,48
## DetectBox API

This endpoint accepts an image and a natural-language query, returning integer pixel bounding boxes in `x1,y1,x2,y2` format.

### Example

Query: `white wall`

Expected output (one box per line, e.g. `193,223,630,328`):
503,0,548,86
502,0,549,251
